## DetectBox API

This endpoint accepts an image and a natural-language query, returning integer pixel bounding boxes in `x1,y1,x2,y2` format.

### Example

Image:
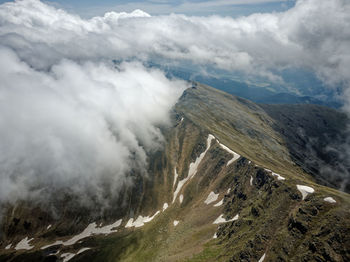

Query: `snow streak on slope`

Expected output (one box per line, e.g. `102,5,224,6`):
41,219,122,249
218,142,241,166
264,168,286,181
61,253,75,262
15,237,34,250
125,211,160,228
214,199,223,207
61,248,91,262
172,134,215,203
258,253,266,262
272,172,286,181
213,214,239,224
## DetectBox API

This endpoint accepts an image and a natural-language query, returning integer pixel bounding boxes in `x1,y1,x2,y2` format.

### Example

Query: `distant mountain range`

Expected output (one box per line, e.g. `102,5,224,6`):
143,61,342,108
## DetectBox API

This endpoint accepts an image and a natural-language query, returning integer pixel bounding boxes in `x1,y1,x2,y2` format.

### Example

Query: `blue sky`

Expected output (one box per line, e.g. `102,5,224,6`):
0,0,296,17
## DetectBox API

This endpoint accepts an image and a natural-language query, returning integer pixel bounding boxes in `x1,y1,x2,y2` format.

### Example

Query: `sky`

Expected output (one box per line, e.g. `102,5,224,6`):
0,0,349,209
0,0,297,17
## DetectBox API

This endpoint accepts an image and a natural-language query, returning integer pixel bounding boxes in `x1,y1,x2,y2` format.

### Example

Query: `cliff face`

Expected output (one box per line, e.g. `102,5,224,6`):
1,83,349,262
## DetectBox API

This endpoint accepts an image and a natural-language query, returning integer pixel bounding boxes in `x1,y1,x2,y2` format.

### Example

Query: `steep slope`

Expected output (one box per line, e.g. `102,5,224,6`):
0,83,349,262
260,104,350,192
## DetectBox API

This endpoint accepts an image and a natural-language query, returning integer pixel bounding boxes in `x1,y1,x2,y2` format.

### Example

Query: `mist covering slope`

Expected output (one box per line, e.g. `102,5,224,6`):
1,83,349,262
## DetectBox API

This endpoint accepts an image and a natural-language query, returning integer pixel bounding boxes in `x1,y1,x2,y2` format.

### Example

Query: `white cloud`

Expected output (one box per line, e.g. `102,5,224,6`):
0,0,349,87
0,46,186,207
0,0,349,205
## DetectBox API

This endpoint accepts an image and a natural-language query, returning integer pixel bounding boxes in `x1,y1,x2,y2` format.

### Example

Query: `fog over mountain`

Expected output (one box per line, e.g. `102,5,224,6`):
0,0,349,207
0,48,186,207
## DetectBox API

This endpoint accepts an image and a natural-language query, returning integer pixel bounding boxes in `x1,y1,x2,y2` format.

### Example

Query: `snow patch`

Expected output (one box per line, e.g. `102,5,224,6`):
213,214,239,224
47,224,52,230
204,191,219,204
230,214,239,222
77,247,91,254
173,220,179,226
125,218,134,228
47,250,60,256
15,237,34,250
272,172,285,181
132,216,148,228
125,211,160,228
172,134,215,203
214,199,223,207
227,188,231,193
180,117,184,122
264,168,285,180
218,142,240,166
41,241,63,250
324,197,336,203
61,247,91,261
5,244,11,250
248,160,251,164
142,211,160,223
179,194,183,203
258,253,266,262
163,203,168,211
63,219,122,245
213,233,217,239
250,176,253,186
213,215,226,224
42,219,122,249
297,185,315,200
61,252,75,262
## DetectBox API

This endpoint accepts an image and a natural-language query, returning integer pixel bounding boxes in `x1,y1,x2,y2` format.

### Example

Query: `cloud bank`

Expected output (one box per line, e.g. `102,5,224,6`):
0,0,349,87
0,46,185,208
0,0,349,207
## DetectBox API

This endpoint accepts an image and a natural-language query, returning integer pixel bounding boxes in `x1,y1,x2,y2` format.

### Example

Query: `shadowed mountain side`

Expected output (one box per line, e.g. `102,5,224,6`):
260,104,350,193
